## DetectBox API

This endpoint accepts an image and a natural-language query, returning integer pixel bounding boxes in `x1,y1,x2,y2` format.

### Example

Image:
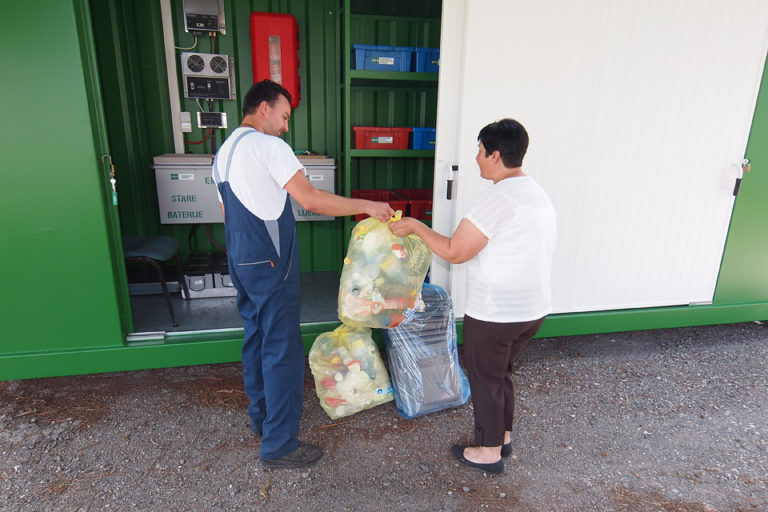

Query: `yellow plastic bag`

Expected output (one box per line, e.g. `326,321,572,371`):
309,325,393,419
338,213,431,328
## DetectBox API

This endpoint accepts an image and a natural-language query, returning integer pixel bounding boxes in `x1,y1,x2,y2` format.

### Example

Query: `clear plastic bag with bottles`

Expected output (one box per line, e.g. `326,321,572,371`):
338,212,431,329
309,324,393,419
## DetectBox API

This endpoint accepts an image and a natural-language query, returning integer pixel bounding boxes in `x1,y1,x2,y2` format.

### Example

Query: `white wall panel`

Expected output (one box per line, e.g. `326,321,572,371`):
437,0,768,316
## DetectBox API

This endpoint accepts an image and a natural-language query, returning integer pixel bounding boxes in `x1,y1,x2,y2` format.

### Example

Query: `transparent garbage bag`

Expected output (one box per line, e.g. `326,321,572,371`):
309,324,394,419
338,213,431,329
383,284,471,418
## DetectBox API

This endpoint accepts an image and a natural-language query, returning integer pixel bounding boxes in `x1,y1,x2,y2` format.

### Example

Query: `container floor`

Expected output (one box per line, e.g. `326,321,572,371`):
129,271,340,333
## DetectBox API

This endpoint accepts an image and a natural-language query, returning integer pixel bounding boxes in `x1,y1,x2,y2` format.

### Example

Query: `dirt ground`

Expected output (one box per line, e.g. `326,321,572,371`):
1,322,767,511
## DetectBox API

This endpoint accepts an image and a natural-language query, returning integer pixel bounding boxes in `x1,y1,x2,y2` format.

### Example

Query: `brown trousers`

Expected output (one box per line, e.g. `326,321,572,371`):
462,314,546,447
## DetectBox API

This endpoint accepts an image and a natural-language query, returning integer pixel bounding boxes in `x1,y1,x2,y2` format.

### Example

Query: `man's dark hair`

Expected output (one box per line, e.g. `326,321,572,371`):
242,79,293,117
478,118,529,168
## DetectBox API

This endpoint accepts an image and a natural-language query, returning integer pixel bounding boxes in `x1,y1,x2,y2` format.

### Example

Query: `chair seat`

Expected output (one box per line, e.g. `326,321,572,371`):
122,235,190,327
123,236,179,262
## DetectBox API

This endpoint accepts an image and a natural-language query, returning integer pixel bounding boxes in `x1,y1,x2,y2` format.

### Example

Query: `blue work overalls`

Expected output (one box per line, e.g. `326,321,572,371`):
213,129,303,460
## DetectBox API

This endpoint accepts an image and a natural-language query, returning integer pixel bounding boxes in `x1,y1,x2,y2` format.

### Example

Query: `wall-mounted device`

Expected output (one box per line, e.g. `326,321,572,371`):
180,52,235,99
197,111,227,129
250,12,301,109
182,0,226,35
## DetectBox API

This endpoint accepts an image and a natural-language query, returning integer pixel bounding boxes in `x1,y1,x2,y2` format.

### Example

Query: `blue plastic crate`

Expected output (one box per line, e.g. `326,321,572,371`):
411,127,436,150
353,44,413,72
414,47,439,73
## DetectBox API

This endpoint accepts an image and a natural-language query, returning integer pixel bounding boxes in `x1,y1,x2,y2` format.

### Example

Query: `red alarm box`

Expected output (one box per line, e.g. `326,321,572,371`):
250,12,301,109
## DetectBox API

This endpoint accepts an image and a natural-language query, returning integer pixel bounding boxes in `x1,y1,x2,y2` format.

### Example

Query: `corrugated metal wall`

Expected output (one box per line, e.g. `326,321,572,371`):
91,0,343,272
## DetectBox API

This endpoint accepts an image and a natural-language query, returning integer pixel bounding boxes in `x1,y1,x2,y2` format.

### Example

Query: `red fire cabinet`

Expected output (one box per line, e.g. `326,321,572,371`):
249,12,301,108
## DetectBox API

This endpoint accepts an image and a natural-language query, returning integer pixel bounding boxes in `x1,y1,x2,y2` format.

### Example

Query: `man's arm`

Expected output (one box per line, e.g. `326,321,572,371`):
284,170,394,222
389,217,488,264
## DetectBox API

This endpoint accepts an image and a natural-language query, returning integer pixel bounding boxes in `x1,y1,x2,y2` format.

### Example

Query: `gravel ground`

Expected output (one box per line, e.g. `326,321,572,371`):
1,322,767,511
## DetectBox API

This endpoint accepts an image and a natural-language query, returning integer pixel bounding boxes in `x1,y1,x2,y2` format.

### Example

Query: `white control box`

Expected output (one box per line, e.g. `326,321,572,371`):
153,154,220,224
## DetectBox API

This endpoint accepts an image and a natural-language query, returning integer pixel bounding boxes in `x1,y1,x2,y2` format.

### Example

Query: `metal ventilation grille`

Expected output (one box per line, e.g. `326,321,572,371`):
209,56,227,74
186,54,204,73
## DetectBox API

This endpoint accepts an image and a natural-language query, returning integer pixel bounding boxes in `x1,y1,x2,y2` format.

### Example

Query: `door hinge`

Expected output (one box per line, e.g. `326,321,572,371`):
741,158,751,173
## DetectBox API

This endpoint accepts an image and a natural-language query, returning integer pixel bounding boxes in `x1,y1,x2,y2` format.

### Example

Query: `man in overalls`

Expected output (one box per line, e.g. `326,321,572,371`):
213,80,393,469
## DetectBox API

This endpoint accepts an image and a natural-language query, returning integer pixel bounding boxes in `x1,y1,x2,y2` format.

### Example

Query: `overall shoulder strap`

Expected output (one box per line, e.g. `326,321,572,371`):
212,128,258,184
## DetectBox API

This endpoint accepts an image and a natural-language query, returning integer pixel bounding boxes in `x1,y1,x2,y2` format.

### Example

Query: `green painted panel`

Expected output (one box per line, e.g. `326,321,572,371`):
714,58,768,304
351,158,432,190
350,15,441,48
0,1,123,359
350,0,441,18
90,0,171,238
5,297,768,380
0,322,340,380
536,303,768,338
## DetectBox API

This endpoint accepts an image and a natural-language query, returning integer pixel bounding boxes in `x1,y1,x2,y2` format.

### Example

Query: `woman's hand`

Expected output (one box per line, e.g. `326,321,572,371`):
389,217,419,237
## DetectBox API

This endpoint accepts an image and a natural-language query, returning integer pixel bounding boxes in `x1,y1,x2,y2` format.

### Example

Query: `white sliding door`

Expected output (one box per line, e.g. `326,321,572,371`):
434,0,768,316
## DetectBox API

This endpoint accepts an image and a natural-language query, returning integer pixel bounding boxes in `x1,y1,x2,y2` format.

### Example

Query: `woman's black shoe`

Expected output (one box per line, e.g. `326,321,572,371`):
451,445,503,474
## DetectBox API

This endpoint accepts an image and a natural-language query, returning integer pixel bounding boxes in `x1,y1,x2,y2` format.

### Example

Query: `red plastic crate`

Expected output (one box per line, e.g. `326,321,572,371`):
351,190,408,220
353,127,412,150
409,199,433,220
394,188,433,200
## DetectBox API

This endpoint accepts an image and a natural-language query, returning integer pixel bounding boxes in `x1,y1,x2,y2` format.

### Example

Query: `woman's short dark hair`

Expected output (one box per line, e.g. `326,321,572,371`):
242,80,293,117
478,118,529,168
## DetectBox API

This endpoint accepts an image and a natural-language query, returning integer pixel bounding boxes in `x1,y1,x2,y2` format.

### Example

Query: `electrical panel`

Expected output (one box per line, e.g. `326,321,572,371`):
180,52,235,100
197,111,227,129
182,0,226,35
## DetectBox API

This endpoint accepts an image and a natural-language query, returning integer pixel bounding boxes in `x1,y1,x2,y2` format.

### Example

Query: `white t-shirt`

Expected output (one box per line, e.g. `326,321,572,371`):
464,176,557,323
213,127,304,220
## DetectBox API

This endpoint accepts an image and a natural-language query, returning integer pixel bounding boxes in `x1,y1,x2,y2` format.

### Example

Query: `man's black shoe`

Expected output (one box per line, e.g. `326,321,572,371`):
261,442,323,469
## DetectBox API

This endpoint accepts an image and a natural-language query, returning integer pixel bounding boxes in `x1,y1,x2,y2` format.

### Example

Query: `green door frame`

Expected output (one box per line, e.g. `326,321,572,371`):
75,0,133,334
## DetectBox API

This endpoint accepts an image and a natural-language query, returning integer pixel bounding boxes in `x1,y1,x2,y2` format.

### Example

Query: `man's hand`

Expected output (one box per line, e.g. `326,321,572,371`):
389,217,420,237
285,171,394,221
366,201,395,222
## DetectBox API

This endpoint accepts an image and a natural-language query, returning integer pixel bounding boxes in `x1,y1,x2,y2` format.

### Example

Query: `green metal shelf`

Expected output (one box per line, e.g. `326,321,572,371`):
349,149,435,158
341,0,440,248
349,69,438,86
